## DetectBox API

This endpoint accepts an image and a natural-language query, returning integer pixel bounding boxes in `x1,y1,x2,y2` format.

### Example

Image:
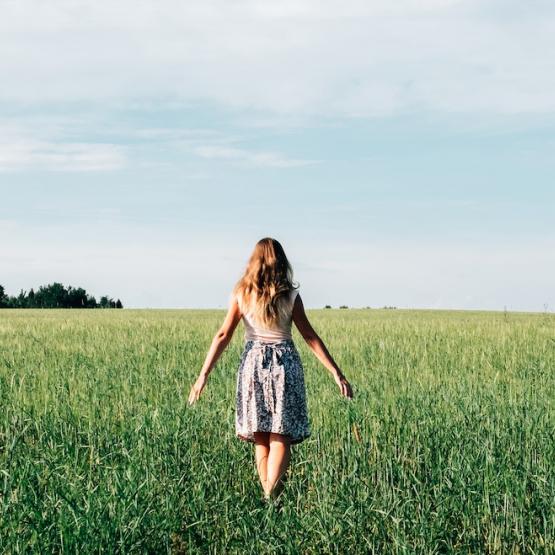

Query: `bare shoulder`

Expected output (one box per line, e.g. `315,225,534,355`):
292,293,318,340
227,289,243,320
217,291,243,338
293,293,307,322
231,289,249,315
291,290,304,314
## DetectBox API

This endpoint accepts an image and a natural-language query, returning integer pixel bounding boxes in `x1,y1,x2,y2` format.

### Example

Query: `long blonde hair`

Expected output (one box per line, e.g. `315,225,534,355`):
233,237,299,329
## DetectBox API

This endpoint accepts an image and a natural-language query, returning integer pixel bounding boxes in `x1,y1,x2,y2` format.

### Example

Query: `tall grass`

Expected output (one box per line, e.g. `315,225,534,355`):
0,308,553,553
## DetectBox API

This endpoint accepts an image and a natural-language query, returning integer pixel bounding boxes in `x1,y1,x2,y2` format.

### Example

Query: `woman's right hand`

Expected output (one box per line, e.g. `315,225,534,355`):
334,371,353,399
188,373,208,406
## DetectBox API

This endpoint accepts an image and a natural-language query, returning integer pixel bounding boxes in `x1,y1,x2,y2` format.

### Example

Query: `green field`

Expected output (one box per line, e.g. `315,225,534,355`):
0,308,554,553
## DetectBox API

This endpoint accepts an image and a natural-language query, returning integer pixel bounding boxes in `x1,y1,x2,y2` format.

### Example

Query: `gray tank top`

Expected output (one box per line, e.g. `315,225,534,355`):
236,288,299,343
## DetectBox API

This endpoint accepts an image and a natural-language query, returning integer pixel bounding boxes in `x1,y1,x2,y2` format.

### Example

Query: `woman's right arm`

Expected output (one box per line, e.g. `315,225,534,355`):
292,294,353,399
188,293,242,406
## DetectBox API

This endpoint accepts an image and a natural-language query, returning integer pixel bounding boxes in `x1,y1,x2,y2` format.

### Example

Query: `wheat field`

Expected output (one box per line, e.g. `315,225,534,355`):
0,308,553,553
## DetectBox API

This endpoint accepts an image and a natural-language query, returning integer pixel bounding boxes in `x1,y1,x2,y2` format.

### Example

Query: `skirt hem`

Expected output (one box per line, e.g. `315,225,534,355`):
236,430,311,445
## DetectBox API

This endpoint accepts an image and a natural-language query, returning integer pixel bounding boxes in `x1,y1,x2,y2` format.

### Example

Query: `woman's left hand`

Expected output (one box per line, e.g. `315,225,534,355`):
188,374,208,405
334,371,354,400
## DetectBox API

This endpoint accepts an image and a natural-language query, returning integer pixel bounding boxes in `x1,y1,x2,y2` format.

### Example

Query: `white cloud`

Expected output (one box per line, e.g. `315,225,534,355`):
131,128,224,141
0,139,126,172
0,0,554,119
191,145,319,168
0,116,314,172
0,123,126,172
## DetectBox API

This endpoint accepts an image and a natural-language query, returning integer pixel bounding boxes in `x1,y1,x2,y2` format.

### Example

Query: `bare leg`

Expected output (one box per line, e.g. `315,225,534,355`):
253,432,271,495
266,432,292,499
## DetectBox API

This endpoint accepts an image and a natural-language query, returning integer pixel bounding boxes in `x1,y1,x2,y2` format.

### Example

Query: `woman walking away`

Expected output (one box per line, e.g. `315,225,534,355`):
188,237,353,502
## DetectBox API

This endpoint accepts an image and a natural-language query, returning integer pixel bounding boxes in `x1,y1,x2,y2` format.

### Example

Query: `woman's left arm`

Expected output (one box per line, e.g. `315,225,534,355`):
188,296,242,405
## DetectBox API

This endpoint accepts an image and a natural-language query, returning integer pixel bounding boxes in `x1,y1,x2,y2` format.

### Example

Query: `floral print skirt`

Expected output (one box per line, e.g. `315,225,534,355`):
235,339,311,445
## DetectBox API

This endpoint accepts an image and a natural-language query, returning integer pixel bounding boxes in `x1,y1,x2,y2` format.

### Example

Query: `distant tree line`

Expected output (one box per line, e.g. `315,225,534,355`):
323,305,398,309
0,283,123,309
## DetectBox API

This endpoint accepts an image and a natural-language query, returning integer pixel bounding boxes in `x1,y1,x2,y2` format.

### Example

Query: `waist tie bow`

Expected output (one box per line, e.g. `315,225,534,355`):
250,341,286,413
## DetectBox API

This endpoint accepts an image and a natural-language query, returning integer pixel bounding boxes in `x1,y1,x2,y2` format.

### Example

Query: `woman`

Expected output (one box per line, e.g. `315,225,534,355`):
188,237,353,502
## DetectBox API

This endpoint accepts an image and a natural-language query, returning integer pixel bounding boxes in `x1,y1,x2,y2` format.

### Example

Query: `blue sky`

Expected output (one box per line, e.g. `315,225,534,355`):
1,0,554,311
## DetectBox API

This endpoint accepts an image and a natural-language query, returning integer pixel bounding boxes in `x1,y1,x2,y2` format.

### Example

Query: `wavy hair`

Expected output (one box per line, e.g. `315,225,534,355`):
232,237,299,329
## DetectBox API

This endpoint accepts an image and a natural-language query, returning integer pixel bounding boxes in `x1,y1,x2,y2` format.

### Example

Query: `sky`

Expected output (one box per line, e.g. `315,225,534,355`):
0,0,554,311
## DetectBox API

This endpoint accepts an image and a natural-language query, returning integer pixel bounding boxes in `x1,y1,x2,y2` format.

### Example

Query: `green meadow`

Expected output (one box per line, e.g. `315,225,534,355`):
0,308,553,553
